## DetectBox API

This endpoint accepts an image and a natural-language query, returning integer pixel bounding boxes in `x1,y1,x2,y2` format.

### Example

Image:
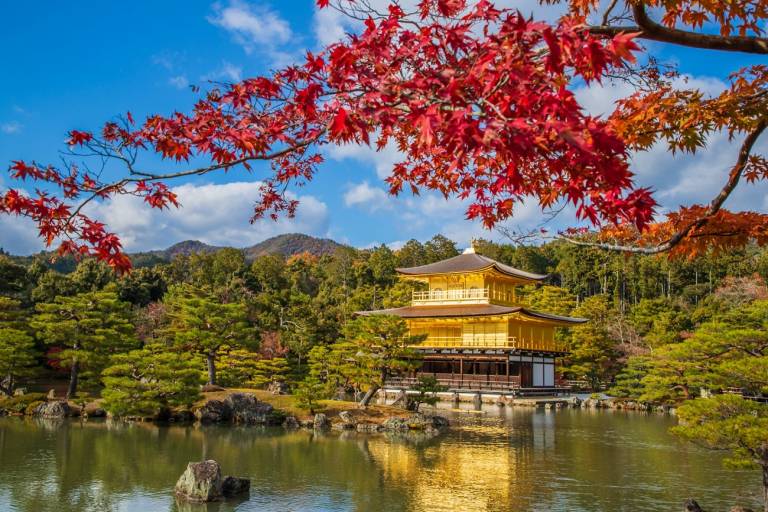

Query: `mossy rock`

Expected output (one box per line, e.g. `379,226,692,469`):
0,393,47,414
24,401,46,415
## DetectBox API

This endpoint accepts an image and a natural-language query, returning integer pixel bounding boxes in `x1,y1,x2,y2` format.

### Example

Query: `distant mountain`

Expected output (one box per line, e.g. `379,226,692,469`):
129,234,344,266
145,240,222,259
243,233,344,259
3,234,346,271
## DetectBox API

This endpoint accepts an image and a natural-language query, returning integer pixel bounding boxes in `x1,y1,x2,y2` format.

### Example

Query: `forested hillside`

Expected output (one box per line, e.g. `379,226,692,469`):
2,232,767,397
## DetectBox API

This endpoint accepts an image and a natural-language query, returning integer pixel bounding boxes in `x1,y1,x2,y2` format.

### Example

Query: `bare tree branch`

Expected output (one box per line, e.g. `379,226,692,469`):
590,3,768,54
66,136,322,222
559,118,768,253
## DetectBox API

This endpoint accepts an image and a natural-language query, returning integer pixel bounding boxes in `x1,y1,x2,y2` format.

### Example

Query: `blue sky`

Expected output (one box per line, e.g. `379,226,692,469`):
1,1,764,254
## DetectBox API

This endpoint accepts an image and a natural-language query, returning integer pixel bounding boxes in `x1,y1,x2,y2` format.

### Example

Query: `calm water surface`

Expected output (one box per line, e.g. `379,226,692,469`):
0,407,761,512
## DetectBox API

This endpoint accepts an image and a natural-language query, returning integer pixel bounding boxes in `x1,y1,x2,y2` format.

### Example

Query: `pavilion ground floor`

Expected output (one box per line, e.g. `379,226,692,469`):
385,347,570,396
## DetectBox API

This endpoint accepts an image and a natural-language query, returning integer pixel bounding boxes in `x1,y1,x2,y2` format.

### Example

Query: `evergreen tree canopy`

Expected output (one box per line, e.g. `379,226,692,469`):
163,285,257,385
31,285,136,397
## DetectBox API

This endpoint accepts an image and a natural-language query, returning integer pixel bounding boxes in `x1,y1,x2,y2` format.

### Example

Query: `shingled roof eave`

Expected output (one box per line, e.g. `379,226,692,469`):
355,305,586,325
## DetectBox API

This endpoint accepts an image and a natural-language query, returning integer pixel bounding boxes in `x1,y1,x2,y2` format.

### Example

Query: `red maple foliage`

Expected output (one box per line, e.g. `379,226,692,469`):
2,0,766,271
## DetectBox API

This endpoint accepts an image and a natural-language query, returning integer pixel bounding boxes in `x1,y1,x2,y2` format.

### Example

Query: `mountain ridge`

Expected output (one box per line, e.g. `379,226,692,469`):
133,233,345,263
2,234,347,272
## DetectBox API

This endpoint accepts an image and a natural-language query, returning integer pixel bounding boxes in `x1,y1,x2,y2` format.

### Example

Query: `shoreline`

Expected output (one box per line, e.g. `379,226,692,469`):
1,388,676,433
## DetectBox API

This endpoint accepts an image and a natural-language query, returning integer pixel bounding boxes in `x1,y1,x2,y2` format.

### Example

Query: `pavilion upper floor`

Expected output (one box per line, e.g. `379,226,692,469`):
396,249,548,307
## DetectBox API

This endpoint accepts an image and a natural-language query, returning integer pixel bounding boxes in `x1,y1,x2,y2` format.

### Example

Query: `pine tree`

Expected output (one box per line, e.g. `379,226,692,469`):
164,286,257,386
562,296,619,390
341,314,423,407
217,349,289,389
411,376,447,412
0,298,38,396
294,376,326,415
673,395,768,512
101,346,203,417
31,285,137,398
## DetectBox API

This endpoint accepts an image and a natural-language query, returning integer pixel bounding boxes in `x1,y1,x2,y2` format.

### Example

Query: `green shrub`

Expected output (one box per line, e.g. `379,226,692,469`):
0,393,47,414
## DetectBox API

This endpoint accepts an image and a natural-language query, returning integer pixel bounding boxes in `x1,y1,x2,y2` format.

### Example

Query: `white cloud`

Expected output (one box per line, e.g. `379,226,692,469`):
573,73,768,218
574,74,727,119
327,137,403,180
343,181,392,211
201,61,243,83
313,5,353,47
0,181,330,255
168,75,189,89
1,122,21,134
0,215,46,254
81,181,330,253
209,0,292,54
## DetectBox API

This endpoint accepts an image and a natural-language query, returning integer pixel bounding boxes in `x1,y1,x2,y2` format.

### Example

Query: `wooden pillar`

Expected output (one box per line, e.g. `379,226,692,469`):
460,356,464,387
506,356,510,384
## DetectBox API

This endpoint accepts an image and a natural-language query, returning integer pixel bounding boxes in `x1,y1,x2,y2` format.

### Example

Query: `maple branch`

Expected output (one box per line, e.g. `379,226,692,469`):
66,137,321,223
560,118,768,254
589,4,768,54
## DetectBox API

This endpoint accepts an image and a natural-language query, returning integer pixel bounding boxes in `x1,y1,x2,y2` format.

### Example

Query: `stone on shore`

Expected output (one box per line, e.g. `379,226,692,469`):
174,460,250,502
267,381,288,395
32,400,73,418
83,402,106,418
224,393,273,425
313,413,330,430
194,393,275,425
282,415,299,429
194,400,232,423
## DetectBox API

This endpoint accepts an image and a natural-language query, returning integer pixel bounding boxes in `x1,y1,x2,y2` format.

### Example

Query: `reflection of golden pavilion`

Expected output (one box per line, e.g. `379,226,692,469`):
359,244,585,393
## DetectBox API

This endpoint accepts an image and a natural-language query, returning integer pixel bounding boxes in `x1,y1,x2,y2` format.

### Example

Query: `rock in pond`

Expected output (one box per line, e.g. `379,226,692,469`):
282,415,300,429
174,460,250,502
382,413,449,432
222,476,250,496
175,460,223,502
683,498,704,512
338,411,354,424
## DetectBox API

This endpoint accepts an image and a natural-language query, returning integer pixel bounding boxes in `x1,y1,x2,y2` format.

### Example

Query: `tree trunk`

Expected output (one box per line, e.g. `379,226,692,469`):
67,360,79,399
359,385,380,408
206,353,217,386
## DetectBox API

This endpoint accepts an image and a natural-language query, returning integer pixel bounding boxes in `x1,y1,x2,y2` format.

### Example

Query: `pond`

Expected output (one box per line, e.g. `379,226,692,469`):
0,407,761,512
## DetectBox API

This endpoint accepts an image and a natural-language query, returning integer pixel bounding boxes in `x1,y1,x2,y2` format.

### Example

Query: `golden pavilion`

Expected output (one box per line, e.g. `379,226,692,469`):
358,244,586,393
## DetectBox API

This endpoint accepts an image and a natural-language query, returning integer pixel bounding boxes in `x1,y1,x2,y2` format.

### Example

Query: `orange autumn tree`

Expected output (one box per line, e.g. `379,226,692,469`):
564,0,768,256
1,0,767,270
